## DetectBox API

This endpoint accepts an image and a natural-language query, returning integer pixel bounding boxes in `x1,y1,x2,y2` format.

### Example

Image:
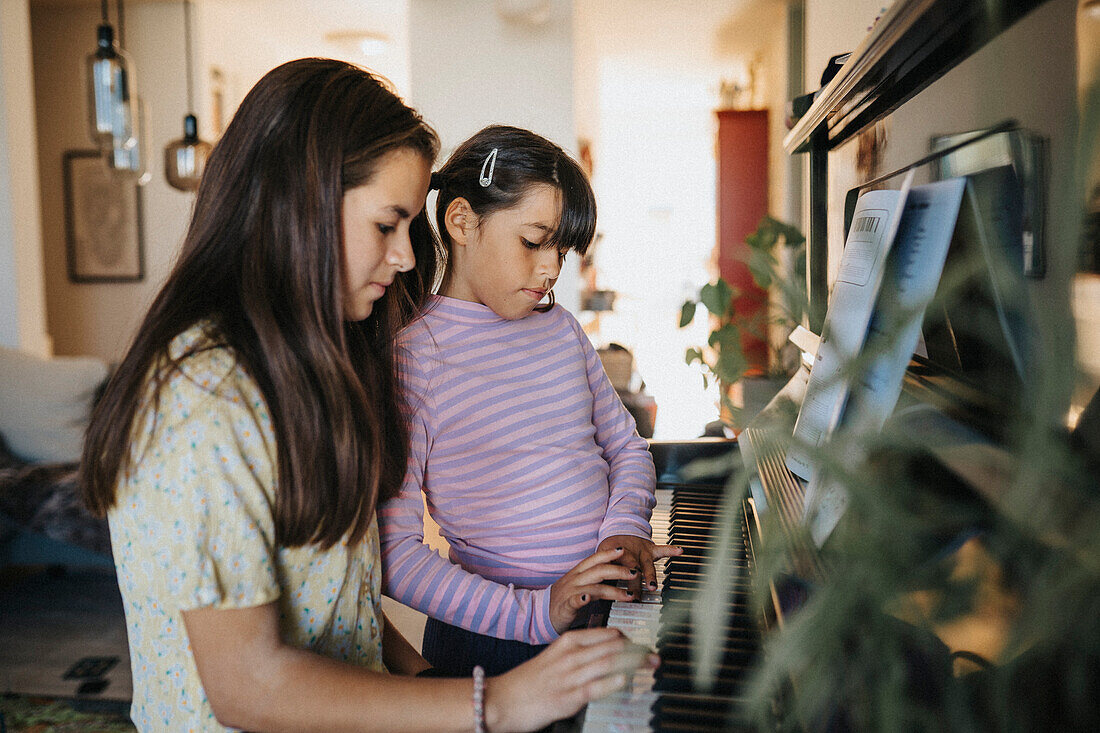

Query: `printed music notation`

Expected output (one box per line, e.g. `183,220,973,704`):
786,173,972,546
784,174,915,484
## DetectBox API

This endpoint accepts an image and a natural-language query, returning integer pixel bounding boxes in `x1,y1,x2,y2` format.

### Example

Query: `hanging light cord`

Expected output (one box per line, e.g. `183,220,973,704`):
117,0,126,46
184,0,195,113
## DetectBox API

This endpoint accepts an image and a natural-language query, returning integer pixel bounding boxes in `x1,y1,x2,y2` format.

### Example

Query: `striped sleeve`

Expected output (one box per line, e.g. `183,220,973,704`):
571,318,657,542
378,345,559,644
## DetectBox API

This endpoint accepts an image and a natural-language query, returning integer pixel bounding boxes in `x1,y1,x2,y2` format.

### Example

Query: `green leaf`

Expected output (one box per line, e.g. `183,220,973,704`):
684,347,704,366
781,222,806,247
710,322,738,349
714,347,748,384
748,248,776,290
747,217,780,252
700,279,735,318
707,322,734,348
679,300,698,328
710,324,749,383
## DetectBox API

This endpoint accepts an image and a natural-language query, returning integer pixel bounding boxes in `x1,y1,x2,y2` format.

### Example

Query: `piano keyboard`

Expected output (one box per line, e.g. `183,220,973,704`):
580,485,761,732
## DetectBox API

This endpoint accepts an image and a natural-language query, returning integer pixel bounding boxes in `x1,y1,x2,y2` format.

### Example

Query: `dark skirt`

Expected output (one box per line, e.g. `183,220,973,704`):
422,616,548,677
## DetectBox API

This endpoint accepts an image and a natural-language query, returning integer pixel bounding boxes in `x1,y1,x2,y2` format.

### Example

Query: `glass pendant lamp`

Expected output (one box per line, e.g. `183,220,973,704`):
110,96,152,185
164,0,212,191
86,0,137,152
87,0,146,181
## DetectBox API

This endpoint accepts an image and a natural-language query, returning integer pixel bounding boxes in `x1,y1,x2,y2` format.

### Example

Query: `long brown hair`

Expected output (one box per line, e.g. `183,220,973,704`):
81,59,440,549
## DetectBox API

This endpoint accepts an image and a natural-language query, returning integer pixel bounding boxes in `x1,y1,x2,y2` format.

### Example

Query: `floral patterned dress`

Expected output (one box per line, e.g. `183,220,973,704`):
109,324,386,731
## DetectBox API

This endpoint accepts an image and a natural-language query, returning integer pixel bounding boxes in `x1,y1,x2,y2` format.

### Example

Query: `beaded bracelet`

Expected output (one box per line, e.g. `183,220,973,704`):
472,664,486,733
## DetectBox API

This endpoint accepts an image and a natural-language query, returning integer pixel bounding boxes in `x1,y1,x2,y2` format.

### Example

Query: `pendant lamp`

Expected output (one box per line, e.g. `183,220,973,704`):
86,0,147,182
110,95,152,185
164,0,212,192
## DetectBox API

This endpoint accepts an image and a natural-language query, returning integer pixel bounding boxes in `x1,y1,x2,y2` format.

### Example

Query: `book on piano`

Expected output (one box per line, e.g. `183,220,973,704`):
743,163,1030,551
802,176,970,546
785,170,916,484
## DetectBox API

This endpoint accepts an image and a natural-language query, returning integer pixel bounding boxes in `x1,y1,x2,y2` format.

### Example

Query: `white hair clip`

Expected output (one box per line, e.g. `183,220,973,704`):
479,148,498,187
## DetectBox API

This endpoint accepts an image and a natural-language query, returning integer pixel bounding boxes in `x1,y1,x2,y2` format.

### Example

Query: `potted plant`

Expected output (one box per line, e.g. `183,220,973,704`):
679,215,807,429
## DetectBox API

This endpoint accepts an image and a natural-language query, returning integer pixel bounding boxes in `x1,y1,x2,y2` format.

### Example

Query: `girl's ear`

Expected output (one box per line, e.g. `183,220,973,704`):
444,197,477,246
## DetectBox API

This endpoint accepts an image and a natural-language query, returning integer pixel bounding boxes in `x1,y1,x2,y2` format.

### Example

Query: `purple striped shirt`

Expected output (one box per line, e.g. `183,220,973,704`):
379,295,656,644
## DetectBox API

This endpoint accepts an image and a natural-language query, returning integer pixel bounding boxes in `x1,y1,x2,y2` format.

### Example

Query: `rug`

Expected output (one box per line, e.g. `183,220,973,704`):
0,694,133,732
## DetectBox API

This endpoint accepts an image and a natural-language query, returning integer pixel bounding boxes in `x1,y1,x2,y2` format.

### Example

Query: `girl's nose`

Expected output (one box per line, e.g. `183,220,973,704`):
389,232,415,272
537,249,561,281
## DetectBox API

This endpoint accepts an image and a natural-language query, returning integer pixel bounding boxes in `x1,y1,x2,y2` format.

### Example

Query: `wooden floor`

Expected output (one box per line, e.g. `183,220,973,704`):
0,566,132,703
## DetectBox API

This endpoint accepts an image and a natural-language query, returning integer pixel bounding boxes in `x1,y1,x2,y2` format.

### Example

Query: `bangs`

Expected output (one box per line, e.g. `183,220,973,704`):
545,162,596,256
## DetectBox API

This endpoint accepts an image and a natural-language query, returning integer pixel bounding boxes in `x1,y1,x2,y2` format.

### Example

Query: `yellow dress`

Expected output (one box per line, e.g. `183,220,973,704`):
109,324,386,732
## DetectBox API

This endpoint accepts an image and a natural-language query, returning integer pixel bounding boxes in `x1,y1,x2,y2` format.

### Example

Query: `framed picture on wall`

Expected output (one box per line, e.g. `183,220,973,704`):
62,149,144,282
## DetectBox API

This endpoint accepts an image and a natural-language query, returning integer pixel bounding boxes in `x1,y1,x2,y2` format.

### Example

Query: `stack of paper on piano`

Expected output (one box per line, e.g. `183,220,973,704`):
786,173,971,546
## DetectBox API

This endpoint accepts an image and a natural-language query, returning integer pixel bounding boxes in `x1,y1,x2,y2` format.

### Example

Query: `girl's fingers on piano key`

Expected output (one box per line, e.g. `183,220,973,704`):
570,561,637,588
558,627,624,648
651,543,684,558
638,543,680,590
585,672,627,701
569,546,625,574
598,536,681,595
550,554,636,631
578,582,634,604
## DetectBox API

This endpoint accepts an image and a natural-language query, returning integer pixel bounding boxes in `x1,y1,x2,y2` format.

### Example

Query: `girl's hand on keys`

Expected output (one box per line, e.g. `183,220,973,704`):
487,628,658,732
597,535,682,598
548,547,636,633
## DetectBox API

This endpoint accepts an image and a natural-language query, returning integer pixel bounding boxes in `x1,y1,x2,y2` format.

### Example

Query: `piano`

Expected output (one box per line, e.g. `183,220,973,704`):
568,0,1074,729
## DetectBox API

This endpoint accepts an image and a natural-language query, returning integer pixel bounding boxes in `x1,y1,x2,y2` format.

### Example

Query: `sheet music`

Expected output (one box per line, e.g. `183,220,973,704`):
785,173,914,482
804,176,968,546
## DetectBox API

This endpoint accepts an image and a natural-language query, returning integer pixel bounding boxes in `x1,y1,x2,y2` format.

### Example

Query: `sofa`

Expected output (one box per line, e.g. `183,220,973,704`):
0,345,112,568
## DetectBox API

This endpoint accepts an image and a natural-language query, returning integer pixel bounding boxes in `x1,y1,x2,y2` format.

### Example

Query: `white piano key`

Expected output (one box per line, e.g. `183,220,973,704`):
580,488,673,733
610,603,661,618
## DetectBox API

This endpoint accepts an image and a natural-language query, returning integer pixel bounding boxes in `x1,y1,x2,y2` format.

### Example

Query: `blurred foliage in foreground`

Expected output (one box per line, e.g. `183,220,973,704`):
686,21,1100,733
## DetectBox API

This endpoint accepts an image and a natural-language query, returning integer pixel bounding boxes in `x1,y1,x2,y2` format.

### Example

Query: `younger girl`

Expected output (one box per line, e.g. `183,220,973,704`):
381,126,680,677
82,62,646,732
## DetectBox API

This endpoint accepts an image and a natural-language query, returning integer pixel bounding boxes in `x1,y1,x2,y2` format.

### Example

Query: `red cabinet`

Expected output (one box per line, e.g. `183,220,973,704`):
715,109,769,374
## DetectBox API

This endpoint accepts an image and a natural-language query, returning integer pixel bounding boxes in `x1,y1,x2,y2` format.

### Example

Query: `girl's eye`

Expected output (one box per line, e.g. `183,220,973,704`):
521,238,539,250
378,223,396,235
558,250,568,263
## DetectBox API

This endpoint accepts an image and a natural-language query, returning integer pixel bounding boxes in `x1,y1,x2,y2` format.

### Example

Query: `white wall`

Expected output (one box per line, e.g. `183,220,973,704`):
408,0,574,157
28,0,412,361
199,0,411,134
407,0,580,311
804,0,890,92
0,0,50,356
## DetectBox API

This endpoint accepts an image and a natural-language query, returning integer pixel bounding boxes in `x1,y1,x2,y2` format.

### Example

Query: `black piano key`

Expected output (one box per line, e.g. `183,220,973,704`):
652,670,744,696
651,693,753,732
